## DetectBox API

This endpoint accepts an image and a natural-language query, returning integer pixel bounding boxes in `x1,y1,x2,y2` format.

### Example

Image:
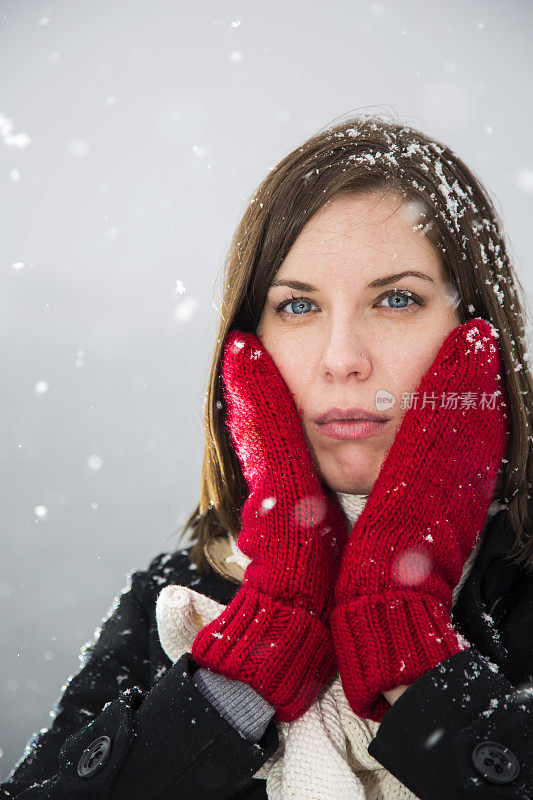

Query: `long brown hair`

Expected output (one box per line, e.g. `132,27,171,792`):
169,111,533,576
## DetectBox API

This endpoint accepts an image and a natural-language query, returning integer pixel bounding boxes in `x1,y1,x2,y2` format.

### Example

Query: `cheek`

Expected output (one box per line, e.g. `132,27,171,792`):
260,336,314,407
390,324,458,404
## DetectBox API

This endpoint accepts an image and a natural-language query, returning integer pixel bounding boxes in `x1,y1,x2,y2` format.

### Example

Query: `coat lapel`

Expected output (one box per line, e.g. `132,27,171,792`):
451,508,531,686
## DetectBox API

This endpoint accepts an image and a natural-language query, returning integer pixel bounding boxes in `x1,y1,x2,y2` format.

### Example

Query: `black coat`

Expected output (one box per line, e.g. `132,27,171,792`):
2,508,533,800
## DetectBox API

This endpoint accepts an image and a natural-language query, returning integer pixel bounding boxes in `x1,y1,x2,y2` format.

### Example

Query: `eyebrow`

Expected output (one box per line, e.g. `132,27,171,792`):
269,270,436,292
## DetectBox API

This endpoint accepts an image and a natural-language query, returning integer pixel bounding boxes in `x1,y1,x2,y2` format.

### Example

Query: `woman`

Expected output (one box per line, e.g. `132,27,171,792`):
3,113,533,800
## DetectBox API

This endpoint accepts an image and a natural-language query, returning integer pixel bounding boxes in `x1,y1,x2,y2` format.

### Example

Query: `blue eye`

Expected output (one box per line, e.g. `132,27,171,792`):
377,291,418,311
275,297,317,316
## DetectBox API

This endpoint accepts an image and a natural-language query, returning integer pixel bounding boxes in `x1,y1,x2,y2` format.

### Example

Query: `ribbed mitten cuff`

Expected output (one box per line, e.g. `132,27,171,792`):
191,586,336,721
330,589,469,722
193,667,276,741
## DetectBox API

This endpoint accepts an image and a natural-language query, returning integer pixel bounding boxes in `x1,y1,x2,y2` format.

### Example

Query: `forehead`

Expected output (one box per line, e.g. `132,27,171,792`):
299,192,423,240
277,192,443,282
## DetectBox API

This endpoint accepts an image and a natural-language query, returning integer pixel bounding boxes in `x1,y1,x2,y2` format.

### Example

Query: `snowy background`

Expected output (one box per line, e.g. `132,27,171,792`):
1,0,533,778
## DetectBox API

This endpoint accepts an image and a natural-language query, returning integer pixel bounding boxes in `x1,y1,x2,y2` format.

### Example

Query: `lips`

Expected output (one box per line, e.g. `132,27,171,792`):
314,406,391,425
317,418,390,440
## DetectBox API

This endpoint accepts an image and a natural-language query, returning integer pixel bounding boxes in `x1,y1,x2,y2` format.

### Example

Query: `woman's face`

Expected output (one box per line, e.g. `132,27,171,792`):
255,191,462,495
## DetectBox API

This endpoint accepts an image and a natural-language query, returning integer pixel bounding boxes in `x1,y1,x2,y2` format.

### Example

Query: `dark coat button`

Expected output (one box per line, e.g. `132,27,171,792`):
471,741,520,785
77,736,112,778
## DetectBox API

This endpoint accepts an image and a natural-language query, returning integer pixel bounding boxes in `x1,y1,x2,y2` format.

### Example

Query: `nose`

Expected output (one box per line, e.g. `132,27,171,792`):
320,319,372,382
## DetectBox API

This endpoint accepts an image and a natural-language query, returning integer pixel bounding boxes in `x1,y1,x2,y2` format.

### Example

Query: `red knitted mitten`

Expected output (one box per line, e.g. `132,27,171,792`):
191,330,347,722
330,318,510,722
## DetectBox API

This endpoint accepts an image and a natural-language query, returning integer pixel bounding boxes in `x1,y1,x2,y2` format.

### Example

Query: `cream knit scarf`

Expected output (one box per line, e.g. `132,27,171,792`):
155,492,502,800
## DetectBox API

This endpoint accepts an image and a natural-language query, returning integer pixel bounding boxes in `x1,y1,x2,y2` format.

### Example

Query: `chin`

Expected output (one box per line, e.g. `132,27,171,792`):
313,443,384,496
320,473,374,495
